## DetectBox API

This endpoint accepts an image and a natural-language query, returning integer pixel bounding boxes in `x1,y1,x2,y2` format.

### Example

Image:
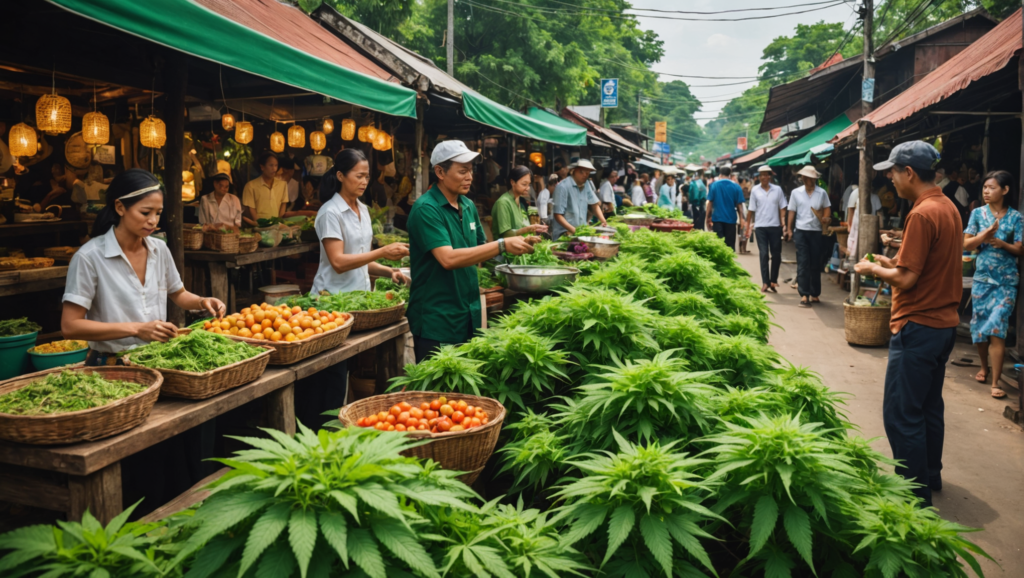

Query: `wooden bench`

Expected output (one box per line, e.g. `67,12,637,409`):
0,320,410,523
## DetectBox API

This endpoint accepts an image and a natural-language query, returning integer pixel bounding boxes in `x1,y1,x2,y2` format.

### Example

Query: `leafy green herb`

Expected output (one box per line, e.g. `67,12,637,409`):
498,410,569,493
126,329,265,373
0,317,41,337
374,276,411,303
507,240,560,266
388,345,487,395
460,326,572,409
0,370,145,416
477,266,501,289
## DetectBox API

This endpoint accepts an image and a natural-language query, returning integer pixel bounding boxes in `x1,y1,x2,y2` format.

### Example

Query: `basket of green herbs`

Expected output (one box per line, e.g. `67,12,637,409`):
0,366,162,445
280,279,408,332
123,330,272,400
202,229,239,253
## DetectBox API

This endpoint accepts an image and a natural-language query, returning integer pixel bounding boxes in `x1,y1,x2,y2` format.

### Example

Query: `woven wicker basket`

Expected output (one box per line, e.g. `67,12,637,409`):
650,220,694,233
183,228,204,250
622,216,656,227
843,301,892,347
204,231,239,253
237,235,259,254
123,332,273,400
349,302,407,333
222,314,354,365
339,391,505,484
0,366,162,445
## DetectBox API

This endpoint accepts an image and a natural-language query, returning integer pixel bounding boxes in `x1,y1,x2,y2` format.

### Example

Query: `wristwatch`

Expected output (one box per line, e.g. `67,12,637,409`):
497,238,506,254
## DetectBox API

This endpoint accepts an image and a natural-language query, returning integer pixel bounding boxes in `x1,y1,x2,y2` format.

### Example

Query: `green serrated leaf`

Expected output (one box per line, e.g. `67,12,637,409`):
782,505,814,574
319,513,348,570
371,518,439,578
748,495,778,559
348,528,385,578
603,505,636,566
639,514,672,578
238,503,291,578
255,541,296,578
186,534,244,578
764,547,794,578
288,509,318,578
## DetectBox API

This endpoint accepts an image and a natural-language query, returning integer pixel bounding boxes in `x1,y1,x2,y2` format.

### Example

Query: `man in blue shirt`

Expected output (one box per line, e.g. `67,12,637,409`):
551,159,607,240
705,166,746,251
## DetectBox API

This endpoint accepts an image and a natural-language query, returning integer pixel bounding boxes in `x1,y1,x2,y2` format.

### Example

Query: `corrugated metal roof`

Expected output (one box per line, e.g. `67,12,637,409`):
832,8,1022,144
732,140,793,167
559,108,648,155
196,0,399,84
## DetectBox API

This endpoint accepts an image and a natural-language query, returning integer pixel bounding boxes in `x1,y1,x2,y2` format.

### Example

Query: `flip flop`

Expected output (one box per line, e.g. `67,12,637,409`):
798,299,811,307
811,297,820,303
991,386,1007,399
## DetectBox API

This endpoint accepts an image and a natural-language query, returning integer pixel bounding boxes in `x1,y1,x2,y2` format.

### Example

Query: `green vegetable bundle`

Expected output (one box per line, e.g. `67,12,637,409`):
0,370,145,416
126,329,265,373
0,317,41,337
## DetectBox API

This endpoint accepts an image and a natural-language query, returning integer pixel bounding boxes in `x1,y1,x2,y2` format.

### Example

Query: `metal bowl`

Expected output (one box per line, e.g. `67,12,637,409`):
593,226,617,236
495,264,579,294
573,236,620,260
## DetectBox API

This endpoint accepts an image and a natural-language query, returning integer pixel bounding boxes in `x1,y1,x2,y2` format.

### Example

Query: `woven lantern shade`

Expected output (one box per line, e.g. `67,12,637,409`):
529,152,545,168
366,125,378,143
140,116,166,148
82,111,110,145
221,113,235,131
373,130,391,151
36,93,72,135
288,124,305,148
235,121,253,144
270,131,285,153
357,125,370,142
9,123,38,157
322,118,334,134
181,170,196,201
310,130,326,153
341,119,355,141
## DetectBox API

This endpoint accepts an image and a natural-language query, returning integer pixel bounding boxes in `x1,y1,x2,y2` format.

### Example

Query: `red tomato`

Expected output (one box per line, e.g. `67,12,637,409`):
451,411,465,424
406,418,419,428
464,406,476,418
429,400,441,411
425,410,437,420
436,419,452,432
398,402,412,412
366,415,378,426
395,424,407,432
428,417,439,427
357,417,366,427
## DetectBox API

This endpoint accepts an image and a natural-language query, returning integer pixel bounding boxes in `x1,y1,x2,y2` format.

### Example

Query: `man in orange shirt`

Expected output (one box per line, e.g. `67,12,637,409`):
854,141,961,507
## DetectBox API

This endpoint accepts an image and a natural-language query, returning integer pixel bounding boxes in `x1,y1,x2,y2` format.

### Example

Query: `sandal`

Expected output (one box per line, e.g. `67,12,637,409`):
769,284,779,293
811,297,820,303
991,386,1007,399
798,298,811,307
975,367,988,383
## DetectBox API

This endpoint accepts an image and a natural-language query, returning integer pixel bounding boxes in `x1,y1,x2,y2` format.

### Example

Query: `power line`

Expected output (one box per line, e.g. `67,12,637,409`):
545,0,852,15
470,0,851,22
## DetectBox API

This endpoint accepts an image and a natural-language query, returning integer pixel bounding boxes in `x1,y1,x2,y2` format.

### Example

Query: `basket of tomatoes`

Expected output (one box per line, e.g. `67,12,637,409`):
196,303,354,365
339,392,505,484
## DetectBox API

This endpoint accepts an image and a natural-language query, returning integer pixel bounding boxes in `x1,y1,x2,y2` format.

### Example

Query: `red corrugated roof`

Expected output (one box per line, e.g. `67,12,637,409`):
809,53,845,75
833,8,1021,143
560,107,648,155
196,0,400,84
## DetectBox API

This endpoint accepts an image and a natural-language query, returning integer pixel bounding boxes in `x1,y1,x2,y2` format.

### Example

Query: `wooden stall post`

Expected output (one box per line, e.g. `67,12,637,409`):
67,462,122,524
163,52,188,327
415,99,425,200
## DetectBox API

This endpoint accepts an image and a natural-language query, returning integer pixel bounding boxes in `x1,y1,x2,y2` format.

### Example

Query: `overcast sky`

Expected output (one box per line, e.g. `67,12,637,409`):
623,0,860,127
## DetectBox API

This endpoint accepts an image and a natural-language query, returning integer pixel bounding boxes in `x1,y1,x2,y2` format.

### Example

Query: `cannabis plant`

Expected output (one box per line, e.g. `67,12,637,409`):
653,315,715,364
459,326,573,410
497,410,569,494
710,334,780,386
674,230,749,279
649,249,719,295
577,254,669,303
772,365,850,433
172,425,477,578
388,345,487,396
657,291,723,319
707,385,785,426
0,502,176,578
618,228,688,260
554,432,721,577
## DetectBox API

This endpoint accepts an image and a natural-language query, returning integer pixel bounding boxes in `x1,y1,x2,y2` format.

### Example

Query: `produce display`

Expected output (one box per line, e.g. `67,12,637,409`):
373,232,407,246
355,395,491,432
0,318,41,337
126,330,265,372
0,370,144,416
629,203,690,221
197,303,350,342
29,340,87,354
477,266,501,289
374,276,411,302
279,279,407,312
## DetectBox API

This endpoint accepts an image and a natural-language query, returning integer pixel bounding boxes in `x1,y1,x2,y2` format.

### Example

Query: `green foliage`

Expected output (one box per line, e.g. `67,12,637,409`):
498,410,568,494
0,370,145,416
673,231,750,280
0,317,40,337
374,277,411,303
576,254,668,303
388,345,486,395
554,432,721,577
773,365,850,432
0,502,176,578
460,326,572,410
127,329,265,373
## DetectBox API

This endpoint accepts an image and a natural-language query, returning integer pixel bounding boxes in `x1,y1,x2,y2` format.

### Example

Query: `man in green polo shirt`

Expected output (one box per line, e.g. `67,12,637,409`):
407,141,535,361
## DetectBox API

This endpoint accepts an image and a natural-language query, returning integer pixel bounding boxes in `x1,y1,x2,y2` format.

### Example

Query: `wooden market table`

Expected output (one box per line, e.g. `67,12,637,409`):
0,221,88,239
184,243,317,312
0,266,69,297
0,319,409,524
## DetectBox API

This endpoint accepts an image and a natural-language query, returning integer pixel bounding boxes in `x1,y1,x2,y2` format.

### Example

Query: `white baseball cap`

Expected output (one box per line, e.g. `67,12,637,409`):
430,140,480,166
757,165,773,173
569,159,596,172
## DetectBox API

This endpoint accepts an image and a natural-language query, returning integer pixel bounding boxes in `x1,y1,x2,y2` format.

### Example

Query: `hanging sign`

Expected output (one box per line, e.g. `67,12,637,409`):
93,145,116,165
737,136,748,151
862,78,875,103
653,142,670,154
600,79,618,108
655,121,667,143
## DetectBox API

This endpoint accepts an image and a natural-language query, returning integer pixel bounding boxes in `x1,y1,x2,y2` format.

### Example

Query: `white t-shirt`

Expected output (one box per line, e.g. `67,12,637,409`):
312,194,373,294
63,227,184,353
598,180,615,204
287,178,300,204
748,183,787,228
631,184,646,207
787,186,831,231
536,188,552,220
847,190,882,214
198,193,243,228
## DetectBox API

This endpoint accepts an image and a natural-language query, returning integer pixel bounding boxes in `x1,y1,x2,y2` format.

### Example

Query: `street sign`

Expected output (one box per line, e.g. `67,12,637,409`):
654,121,667,143
600,78,618,108
653,142,670,154
862,78,875,103
737,136,747,151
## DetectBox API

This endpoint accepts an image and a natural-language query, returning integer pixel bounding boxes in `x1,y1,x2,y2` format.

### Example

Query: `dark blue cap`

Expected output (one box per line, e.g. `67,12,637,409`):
873,141,941,172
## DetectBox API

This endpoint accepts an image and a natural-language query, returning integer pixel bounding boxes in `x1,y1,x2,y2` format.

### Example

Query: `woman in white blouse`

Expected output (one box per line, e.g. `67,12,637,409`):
197,173,242,232
62,169,225,364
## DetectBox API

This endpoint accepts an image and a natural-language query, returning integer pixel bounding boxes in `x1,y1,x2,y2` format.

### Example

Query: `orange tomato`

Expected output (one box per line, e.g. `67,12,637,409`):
357,417,366,427
271,331,283,341
229,326,239,335
481,417,489,425
436,419,452,432
438,396,448,406
284,333,297,342
390,405,402,416
451,411,464,424
366,415,378,426
405,418,419,428
291,306,302,315
397,411,410,423
468,417,482,428
398,401,412,412
220,320,231,331
203,321,212,329
386,424,395,431
314,327,324,334
385,414,397,425
241,307,251,316
265,309,278,321
425,409,437,420
440,404,454,417
429,400,441,411
464,406,476,418
449,425,465,432
253,310,266,323
395,424,406,432
410,408,423,419
377,411,388,421
456,400,468,413
278,322,292,334
419,402,430,411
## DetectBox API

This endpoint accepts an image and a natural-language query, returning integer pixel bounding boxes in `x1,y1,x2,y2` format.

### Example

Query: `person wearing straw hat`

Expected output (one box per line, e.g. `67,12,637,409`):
786,165,831,306
551,159,608,240
853,140,960,506
407,141,536,361
747,166,787,292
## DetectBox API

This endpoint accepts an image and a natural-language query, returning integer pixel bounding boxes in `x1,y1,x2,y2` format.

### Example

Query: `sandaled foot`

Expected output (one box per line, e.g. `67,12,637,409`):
762,285,769,292
769,284,779,293
811,297,820,303
991,386,1007,399
798,298,811,307
975,367,988,383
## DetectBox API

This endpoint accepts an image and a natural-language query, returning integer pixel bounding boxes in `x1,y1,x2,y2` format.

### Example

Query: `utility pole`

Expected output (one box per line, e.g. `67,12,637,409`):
637,90,643,149
447,0,455,76
850,0,875,304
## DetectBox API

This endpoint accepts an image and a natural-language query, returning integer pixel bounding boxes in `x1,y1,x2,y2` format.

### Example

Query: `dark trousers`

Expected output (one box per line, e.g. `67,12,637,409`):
883,322,956,506
794,229,823,297
692,205,705,230
294,360,348,430
754,226,783,285
712,221,737,252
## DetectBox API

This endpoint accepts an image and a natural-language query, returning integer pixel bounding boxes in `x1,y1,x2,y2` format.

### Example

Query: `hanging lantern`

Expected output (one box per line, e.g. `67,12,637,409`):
341,119,356,141
310,130,326,153
288,124,305,148
366,125,378,143
373,130,391,151
357,124,370,142
8,123,38,157
140,116,166,148
221,113,235,131
270,131,285,153
36,93,72,135
322,118,334,134
82,111,110,145
529,152,545,168
181,170,196,202
235,121,253,144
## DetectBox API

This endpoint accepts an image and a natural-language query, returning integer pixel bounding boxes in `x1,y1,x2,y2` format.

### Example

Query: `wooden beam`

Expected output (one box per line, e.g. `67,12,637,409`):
163,52,188,327
141,467,229,522
68,462,122,524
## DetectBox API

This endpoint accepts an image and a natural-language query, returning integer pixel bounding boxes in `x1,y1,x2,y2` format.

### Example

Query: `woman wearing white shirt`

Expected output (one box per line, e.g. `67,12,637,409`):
197,173,242,232
536,174,557,227
785,165,831,306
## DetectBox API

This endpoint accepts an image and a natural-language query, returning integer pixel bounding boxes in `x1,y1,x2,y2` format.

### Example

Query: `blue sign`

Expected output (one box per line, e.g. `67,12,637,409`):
862,78,875,103
601,78,618,108
653,142,670,154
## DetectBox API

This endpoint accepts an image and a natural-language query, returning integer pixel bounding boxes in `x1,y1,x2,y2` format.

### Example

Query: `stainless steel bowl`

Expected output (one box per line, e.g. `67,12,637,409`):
495,264,579,294
593,226,617,236
574,236,621,260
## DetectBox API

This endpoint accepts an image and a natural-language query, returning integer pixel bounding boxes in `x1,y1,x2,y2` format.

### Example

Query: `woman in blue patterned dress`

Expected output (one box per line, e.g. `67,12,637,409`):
963,171,1021,398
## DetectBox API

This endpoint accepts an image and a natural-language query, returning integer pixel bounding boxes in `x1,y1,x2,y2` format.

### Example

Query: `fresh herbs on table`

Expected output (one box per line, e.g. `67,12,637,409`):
126,329,265,373
0,370,145,415
0,317,41,337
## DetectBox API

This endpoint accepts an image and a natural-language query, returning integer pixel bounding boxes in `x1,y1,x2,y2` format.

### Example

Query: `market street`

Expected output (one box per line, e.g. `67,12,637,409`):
738,242,1024,576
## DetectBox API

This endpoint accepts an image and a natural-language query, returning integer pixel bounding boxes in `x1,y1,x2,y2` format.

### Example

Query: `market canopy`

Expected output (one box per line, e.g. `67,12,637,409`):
47,0,418,118
463,92,587,146
766,113,855,166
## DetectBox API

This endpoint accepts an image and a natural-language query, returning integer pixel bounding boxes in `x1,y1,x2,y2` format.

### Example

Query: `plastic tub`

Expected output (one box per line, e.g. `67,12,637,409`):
0,332,38,380
28,346,89,371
